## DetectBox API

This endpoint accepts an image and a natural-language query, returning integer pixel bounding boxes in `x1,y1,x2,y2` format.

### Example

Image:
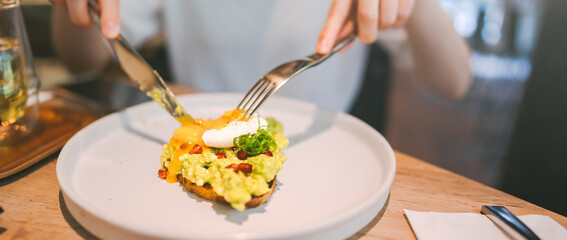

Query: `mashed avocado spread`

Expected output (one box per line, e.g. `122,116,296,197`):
160,116,288,211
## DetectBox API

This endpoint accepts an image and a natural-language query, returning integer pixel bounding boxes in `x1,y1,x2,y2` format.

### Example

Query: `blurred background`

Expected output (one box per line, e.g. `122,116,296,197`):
20,0,566,216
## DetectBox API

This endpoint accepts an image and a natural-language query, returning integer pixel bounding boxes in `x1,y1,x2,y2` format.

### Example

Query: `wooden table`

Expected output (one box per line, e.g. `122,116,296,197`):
1,151,566,239
1,87,566,239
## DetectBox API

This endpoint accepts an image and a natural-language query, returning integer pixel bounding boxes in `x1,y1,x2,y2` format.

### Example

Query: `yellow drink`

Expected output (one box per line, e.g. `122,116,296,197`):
0,37,28,126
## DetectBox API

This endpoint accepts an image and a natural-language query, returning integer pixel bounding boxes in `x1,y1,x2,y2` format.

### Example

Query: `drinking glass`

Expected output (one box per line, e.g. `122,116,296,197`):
0,0,40,145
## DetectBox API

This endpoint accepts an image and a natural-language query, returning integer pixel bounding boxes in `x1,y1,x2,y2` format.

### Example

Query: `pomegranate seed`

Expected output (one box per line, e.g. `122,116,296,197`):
238,163,253,174
189,144,203,154
158,169,167,179
264,150,273,157
225,163,239,172
215,152,226,159
237,150,248,160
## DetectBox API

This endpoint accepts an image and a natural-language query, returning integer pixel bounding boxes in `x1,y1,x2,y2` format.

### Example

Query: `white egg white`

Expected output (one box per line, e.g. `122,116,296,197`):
202,114,268,148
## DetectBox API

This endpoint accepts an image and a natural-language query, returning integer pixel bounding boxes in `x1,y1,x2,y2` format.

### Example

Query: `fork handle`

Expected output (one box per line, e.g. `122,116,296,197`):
308,32,357,66
237,32,356,118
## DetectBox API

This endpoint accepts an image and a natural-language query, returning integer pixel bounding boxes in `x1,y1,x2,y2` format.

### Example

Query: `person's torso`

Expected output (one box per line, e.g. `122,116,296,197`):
162,0,369,112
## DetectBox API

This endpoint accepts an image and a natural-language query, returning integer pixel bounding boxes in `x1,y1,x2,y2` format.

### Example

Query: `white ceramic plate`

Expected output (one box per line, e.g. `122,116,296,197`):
57,93,396,240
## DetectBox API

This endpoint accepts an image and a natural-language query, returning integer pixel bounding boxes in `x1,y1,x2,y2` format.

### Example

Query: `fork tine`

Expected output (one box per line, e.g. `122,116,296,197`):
243,82,274,115
236,32,356,118
243,83,276,118
237,77,271,110
238,78,267,109
237,78,265,110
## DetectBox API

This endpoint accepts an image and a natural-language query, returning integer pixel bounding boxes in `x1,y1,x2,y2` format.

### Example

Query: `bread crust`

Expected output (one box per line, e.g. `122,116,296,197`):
178,175,277,209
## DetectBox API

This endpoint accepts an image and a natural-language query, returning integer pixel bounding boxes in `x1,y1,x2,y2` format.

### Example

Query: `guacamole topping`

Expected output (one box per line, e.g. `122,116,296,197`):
160,111,288,211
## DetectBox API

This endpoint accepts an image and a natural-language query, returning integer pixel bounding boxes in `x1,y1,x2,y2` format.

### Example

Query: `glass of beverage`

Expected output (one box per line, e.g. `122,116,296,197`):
0,0,40,145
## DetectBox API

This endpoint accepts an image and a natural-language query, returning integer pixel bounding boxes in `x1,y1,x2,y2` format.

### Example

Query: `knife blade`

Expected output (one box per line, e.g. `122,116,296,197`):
86,0,196,125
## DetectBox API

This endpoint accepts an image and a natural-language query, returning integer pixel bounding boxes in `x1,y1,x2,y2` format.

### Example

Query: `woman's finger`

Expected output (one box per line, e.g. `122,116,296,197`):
317,0,353,54
379,0,398,30
357,0,379,43
99,0,120,38
65,0,90,27
50,0,68,12
392,0,415,28
337,18,356,52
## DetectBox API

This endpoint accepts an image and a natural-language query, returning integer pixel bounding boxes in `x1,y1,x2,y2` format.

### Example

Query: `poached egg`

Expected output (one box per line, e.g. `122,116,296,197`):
202,114,268,148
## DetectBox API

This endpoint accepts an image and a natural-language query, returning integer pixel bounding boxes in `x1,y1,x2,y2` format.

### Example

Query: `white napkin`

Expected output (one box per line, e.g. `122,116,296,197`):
405,209,567,240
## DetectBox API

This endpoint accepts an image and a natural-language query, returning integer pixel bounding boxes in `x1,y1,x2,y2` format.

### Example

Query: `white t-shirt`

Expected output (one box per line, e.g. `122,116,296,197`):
119,0,409,112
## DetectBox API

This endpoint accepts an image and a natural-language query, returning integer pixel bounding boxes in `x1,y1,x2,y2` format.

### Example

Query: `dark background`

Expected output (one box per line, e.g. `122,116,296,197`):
499,0,567,216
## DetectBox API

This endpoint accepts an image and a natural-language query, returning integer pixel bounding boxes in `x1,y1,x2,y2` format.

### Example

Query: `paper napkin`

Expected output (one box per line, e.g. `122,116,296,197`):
405,209,567,240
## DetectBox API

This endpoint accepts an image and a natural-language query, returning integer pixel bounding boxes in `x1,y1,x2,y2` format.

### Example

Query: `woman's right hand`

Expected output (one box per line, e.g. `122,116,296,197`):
317,0,415,54
50,0,121,39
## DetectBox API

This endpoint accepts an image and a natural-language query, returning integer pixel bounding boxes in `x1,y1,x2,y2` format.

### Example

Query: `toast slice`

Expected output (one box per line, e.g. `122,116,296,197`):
178,174,277,209
160,111,288,210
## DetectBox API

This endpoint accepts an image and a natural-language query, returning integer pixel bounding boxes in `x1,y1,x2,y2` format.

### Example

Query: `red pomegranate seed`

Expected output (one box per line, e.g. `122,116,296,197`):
189,144,203,154
215,152,226,159
158,169,167,179
225,163,239,172
264,150,273,157
237,150,248,160
238,163,253,174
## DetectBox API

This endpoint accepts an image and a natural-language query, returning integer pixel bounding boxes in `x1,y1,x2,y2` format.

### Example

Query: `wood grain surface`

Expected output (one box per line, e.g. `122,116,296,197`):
0,94,101,179
0,87,565,239
0,151,565,240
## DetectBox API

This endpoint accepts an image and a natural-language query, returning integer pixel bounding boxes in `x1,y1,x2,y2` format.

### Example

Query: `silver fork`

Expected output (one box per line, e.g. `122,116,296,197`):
237,32,356,118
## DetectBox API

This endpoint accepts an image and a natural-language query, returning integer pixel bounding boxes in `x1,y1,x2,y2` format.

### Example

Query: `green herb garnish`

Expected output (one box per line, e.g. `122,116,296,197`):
233,129,277,155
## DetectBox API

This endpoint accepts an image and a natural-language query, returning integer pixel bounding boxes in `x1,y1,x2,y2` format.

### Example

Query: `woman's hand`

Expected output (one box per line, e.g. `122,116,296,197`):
317,0,415,54
50,0,121,39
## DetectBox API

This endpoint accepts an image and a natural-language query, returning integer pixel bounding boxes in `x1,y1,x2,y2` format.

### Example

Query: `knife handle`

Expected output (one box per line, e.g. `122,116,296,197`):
84,0,196,125
481,205,541,240
86,0,101,22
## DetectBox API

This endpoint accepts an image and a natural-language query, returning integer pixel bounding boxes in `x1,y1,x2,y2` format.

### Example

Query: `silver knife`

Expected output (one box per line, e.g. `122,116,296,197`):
86,0,196,125
481,205,541,240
